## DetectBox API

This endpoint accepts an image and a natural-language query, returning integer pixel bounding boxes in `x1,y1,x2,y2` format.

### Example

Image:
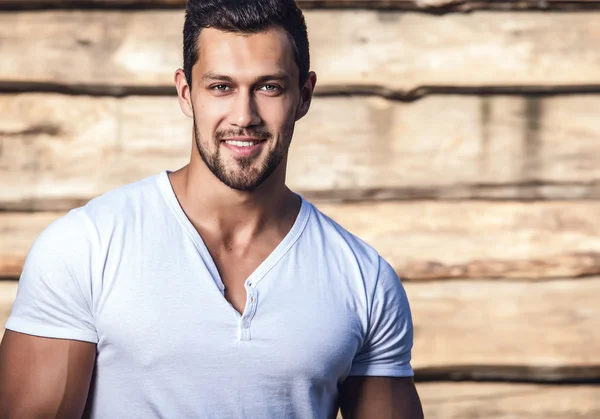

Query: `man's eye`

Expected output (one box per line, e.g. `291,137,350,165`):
260,85,280,92
212,85,230,91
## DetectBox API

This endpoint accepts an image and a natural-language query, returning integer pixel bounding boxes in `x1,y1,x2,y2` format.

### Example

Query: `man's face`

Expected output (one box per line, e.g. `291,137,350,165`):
189,26,304,191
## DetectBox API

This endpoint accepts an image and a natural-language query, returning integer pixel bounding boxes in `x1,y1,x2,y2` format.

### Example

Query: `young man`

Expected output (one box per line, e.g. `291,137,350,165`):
0,1,423,418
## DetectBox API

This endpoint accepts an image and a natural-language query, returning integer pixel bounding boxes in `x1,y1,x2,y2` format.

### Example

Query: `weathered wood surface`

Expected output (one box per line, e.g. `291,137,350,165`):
0,94,190,211
319,201,600,280
6,201,600,280
341,383,600,418
417,383,600,419
3,93,600,211
1,278,599,380
2,11,600,93
405,278,600,380
2,0,600,11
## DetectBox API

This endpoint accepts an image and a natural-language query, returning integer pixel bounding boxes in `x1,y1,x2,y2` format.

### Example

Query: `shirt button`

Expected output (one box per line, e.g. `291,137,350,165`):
242,320,250,328
250,297,255,303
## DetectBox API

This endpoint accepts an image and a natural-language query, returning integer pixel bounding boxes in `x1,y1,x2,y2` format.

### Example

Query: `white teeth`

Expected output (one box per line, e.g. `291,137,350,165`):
225,140,260,147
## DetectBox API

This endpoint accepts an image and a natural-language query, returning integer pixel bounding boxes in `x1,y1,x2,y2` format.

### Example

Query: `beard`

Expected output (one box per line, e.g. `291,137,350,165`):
193,117,292,191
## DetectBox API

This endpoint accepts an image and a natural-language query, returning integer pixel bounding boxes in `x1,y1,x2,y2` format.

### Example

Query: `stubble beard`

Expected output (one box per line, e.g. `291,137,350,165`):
193,117,292,191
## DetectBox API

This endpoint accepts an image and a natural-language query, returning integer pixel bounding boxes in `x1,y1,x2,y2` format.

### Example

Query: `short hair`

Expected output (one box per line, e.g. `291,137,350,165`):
183,0,310,89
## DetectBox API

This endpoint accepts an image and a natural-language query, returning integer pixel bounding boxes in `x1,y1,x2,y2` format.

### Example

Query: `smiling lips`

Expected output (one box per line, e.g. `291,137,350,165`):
221,137,266,157
224,139,262,147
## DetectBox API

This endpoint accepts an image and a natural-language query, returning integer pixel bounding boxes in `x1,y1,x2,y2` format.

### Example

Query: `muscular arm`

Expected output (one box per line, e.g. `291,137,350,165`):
339,376,424,419
0,330,96,419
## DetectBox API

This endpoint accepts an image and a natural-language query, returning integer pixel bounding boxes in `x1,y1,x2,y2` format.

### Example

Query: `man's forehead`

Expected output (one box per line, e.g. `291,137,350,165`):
195,27,297,80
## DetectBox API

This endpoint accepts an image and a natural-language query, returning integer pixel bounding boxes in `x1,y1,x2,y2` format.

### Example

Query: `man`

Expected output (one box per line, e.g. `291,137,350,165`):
0,0,423,418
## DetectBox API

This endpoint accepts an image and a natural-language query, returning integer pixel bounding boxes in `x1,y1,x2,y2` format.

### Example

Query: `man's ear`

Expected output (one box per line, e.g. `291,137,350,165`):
295,71,318,122
174,68,194,119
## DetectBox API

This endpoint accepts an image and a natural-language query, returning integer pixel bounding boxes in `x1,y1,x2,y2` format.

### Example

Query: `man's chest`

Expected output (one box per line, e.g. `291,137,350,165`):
93,254,365,385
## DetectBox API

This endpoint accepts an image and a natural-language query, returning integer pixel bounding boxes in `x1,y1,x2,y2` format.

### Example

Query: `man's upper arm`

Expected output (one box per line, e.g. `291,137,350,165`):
341,256,422,417
0,330,96,419
5,210,99,344
338,376,424,419
0,209,99,418
349,256,414,378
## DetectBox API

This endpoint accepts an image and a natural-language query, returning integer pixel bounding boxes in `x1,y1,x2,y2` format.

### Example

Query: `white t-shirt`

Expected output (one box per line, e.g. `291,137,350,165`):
6,171,414,419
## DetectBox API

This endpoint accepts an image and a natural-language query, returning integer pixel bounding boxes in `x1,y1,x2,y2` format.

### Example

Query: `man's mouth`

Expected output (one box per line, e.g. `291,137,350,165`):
220,137,267,157
223,140,263,147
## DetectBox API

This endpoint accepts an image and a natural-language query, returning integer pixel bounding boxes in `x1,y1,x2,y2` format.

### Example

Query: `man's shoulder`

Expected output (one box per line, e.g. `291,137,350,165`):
303,198,381,268
37,172,167,249
76,171,165,223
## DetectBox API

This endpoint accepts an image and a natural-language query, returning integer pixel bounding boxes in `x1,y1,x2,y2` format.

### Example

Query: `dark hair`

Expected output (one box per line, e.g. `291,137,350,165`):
183,0,310,89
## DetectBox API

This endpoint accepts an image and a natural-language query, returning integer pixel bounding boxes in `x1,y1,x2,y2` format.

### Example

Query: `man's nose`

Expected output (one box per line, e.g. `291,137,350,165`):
229,90,262,128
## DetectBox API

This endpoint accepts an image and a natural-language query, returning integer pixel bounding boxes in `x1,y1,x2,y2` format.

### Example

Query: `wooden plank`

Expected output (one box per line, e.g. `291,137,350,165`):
0,94,190,211
1,278,599,380
405,278,600,380
4,93,600,211
2,0,600,12
6,201,600,280
2,11,600,92
417,383,600,418
317,201,600,280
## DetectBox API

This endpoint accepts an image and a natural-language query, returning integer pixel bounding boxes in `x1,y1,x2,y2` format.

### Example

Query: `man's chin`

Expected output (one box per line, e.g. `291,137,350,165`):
216,167,266,191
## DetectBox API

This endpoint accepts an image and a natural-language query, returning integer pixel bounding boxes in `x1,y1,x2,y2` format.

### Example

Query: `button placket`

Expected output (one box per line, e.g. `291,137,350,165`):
238,286,258,341
247,287,258,318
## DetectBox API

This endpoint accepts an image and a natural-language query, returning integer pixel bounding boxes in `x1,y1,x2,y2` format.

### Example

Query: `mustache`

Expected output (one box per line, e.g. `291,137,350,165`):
214,128,273,141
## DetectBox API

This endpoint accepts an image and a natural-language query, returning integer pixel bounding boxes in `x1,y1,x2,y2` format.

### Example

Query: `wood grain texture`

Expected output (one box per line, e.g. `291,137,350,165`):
405,278,600,379
2,11,600,92
417,383,600,418
0,94,190,211
2,0,600,11
6,201,600,281
1,278,598,380
316,201,600,280
4,93,600,210
336,383,600,418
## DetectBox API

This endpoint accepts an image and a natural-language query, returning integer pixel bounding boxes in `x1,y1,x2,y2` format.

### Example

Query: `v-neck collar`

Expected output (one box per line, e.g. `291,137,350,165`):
156,170,311,291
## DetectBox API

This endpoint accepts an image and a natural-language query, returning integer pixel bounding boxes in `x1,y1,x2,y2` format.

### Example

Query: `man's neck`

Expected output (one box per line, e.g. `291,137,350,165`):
167,161,299,245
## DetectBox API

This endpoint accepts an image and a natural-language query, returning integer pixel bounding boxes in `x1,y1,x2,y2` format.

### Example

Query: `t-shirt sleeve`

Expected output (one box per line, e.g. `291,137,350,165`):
5,209,99,343
348,256,414,377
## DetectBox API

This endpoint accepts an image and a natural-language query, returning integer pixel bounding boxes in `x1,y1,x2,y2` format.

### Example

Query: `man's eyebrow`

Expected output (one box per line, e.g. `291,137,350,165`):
200,73,236,83
254,73,290,84
200,72,291,84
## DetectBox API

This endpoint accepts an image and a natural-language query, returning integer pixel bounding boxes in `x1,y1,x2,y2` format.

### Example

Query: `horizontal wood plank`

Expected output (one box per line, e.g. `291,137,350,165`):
2,11,600,92
317,201,600,280
417,383,600,418
3,0,600,11
2,278,599,380
3,93,600,210
405,278,600,379
6,201,600,280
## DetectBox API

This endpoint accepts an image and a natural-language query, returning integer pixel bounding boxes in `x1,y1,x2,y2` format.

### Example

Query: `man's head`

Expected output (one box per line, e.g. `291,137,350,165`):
175,0,317,191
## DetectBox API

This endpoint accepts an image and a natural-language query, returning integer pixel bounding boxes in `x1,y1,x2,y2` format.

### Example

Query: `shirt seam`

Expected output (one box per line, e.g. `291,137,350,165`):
157,171,225,288
362,255,382,351
5,318,99,343
66,208,100,324
348,365,414,375
247,196,312,287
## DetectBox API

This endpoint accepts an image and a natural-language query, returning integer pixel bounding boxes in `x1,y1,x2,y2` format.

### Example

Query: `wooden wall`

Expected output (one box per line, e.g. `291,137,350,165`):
1,0,600,417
